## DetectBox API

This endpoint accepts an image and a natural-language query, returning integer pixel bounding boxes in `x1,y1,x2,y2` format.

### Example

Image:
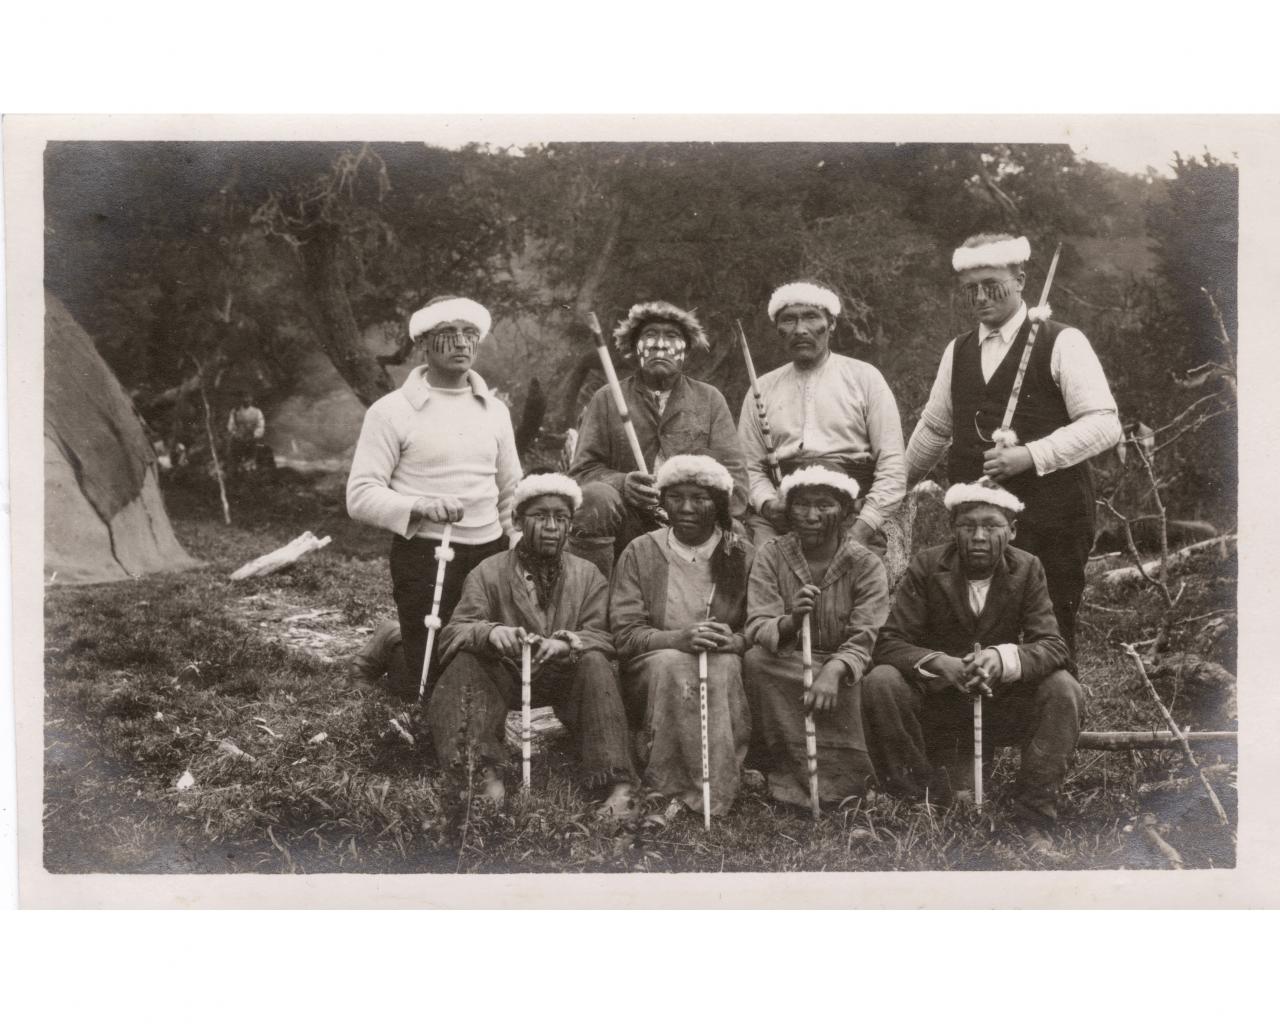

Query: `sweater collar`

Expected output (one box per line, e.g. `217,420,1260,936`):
401,365,492,411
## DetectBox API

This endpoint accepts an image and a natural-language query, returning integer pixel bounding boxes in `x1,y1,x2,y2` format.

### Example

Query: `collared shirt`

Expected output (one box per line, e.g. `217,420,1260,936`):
666,526,723,564
905,303,1121,480
914,577,1022,682
346,366,522,545
737,351,906,532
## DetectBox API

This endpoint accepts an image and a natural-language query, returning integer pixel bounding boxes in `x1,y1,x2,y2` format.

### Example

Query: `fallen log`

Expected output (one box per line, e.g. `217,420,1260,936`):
1079,730,1236,751
1141,813,1185,870
1101,534,1236,587
230,531,331,581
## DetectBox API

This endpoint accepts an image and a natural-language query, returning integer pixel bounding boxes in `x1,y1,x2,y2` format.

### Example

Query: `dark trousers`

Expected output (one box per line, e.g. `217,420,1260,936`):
861,664,1083,823
426,650,636,790
1011,514,1094,656
389,534,507,699
565,481,658,578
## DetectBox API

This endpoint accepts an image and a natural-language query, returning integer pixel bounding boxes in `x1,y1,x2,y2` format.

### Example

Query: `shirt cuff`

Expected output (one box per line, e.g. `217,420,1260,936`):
995,643,1022,682
1025,438,1054,476
915,652,943,678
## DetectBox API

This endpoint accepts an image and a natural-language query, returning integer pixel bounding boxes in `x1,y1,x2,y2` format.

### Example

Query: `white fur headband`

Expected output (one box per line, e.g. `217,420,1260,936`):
778,465,861,504
944,481,1025,515
409,297,493,340
513,473,583,512
767,282,841,321
656,454,733,495
951,236,1031,272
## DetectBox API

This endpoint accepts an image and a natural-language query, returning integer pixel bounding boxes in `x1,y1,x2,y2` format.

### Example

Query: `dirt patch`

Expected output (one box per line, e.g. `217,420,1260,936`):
229,591,372,664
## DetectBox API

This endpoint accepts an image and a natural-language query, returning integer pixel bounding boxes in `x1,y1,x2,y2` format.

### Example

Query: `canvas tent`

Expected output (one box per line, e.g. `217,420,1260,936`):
44,293,199,584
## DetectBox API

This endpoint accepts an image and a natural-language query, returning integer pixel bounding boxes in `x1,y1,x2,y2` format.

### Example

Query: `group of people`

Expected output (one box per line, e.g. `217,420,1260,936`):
346,233,1120,839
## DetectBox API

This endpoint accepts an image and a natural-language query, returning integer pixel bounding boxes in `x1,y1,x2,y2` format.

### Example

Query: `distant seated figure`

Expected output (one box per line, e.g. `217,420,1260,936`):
227,392,266,470
862,481,1082,830
609,455,755,818
425,473,638,815
743,467,890,810
567,301,749,578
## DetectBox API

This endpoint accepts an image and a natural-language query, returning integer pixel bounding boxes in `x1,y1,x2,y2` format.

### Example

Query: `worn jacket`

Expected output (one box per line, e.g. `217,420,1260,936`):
570,373,749,518
439,550,614,664
744,534,890,683
873,542,1069,684
609,528,755,663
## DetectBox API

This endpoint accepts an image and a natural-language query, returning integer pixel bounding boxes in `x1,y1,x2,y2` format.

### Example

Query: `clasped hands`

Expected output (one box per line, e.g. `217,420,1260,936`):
672,620,741,656
926,648,1001,697
488,625,571,673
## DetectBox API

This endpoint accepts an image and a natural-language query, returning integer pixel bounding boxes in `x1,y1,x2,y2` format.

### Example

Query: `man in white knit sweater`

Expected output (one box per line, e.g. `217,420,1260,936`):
347,295,522,698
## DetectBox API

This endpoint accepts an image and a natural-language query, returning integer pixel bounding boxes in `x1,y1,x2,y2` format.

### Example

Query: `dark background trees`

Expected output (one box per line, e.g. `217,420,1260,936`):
44,139,1238,522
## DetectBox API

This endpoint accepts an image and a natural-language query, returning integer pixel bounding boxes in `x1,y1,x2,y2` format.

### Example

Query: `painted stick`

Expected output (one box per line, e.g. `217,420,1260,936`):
989,243,1064,454
417,522,454,701
801,613,820,820
972,641,984,807
521,638,532,788
697,586,717,831
587,312,650,476
735,319,780,487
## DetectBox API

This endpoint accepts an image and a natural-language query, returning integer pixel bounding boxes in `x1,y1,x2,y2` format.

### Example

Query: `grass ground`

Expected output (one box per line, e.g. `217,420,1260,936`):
42,468,1238,875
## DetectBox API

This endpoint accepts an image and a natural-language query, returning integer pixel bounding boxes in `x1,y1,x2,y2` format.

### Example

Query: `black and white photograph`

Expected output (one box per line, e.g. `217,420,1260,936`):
4,113,1274,908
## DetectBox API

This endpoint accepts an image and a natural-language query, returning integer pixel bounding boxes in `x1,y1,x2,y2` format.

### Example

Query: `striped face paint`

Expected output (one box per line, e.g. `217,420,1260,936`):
958,278,1016,307
428,327,481,355
636,323,688,369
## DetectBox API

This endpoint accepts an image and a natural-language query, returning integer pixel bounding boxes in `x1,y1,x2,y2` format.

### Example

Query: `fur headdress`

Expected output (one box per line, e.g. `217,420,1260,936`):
612,301,710,358
943,480,1025,516
656,454,734,495
409,296,493,340
767,281,841,321
778,465,861,504
951,235,1031,273
513,473,583,513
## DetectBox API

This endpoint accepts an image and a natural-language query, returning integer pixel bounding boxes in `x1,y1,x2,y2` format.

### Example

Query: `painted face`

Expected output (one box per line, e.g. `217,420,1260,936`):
775,303,832,368
661,482,719,547
786,486,847,548
519,494,574,557
417,319,481,374
952,503,1016,578
957,266,1025,327
635,320,688,386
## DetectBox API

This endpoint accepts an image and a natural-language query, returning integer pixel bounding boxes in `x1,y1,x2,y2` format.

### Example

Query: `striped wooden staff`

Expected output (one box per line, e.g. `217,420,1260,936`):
801,613,820,820
697,586,717,831
735,319,780,486
520,637,533,788
417,523,454,701
972,642,984,806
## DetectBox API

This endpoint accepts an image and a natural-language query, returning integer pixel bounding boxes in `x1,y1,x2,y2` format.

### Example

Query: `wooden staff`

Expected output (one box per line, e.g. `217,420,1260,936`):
521,637,533,788
697,586,717,831
587,312,651,476
801,613,820,820
417,523,454,701
735,319,780,487
988,243,1064,457
972,641,984,807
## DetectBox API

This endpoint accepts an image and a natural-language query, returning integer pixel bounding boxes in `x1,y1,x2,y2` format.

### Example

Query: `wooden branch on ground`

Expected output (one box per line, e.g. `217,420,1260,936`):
1101,534,1236,587
230,531,332,581
1141,813,1185,869
1121,643,1230,825
1079,730,1236,751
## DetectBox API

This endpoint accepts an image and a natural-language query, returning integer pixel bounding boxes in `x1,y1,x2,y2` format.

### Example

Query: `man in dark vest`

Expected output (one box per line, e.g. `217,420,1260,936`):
904,234,1121,652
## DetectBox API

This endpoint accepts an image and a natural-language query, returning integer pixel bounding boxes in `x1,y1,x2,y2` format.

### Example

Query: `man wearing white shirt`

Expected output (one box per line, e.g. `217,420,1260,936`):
904,234,1121,652
347,295,521,698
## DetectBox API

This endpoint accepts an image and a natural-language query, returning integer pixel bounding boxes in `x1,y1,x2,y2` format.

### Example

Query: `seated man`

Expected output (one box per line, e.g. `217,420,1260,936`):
744,467,890,811
426,472,638,815
568,301,749,577
609,455,755,818
861,480,1082,831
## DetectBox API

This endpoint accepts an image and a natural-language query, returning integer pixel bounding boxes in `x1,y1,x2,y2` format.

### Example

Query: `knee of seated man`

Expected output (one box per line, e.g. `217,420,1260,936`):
573,482,624,535
574,649,616,679
862,663,909,704
1036,668,1083,710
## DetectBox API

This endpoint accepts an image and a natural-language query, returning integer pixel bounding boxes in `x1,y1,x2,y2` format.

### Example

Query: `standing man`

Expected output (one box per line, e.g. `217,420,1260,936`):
567,300,748,577
738,281,906,552
226,392,265,473
347,295,521,698
904,234,1121,653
